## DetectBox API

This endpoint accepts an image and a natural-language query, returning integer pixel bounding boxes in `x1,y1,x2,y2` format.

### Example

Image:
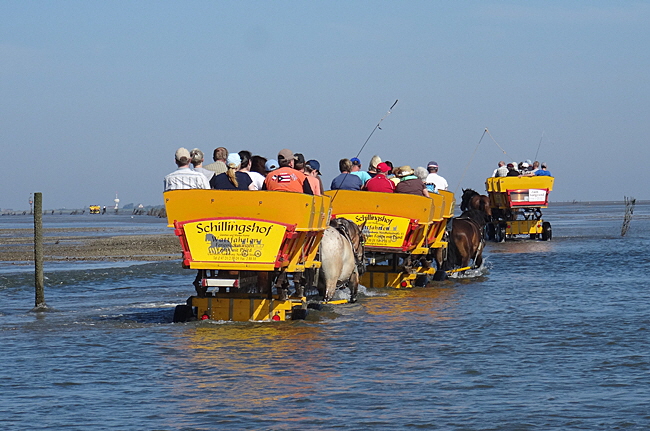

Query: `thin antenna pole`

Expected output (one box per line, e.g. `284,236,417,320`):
534,130,545,161
331,100,398,203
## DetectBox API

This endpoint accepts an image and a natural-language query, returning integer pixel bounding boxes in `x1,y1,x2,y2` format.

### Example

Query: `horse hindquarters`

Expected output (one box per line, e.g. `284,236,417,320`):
319,227,358,301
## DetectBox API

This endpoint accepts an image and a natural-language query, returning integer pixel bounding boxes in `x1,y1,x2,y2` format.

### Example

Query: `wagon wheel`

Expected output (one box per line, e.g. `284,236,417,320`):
173,304,196,323
541,221,552,241
485,223,496,241
496,223,507,243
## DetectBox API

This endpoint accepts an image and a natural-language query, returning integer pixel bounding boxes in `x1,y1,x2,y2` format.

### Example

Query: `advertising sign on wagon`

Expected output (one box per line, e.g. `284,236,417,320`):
338,213,411,249
182,219,287,263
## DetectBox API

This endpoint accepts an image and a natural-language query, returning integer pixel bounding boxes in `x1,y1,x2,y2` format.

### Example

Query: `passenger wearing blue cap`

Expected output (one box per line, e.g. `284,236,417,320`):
304,159,323,196
350,157,372,185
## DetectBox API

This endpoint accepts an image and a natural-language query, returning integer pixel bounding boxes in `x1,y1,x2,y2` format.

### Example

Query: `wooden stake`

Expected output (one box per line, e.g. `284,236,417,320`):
34,192,46,309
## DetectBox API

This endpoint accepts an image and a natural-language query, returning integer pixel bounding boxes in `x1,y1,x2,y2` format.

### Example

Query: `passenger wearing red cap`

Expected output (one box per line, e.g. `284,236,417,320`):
263,149,313,194
363,162,395,193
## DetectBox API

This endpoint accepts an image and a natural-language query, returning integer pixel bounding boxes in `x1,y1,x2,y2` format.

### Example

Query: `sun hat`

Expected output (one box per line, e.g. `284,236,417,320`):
396,165,414,177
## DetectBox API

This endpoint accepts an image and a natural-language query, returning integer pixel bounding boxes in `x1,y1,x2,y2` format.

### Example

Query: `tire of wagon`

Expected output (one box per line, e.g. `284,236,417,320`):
173,304,195,323
291,306,308,320
541,222,552,241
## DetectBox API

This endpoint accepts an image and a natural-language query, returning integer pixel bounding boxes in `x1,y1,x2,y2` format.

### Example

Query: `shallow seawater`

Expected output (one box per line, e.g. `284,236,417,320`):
1,204,649,430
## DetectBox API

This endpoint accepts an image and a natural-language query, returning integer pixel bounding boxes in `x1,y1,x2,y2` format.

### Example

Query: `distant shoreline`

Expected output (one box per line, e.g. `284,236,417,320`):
1,200,645,215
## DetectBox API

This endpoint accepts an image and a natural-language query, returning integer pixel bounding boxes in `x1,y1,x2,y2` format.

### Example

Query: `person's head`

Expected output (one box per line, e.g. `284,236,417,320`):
305,159,321,176
238,150,252,171
376,162,390,175
427,161,439,173
175,147,191,167
541,162,548,170
251,155,267,175
507,162,517,171
294,153,305,171
350,157,362,172
414,166,428,181
213,147,228,162
533,161,540,169
498,161,506,167
384,160,394,173
277,149,296,168
226,153,241,187
339,158,352,173
396,165,414,178
265,159,279,173
368,155,381,173
521,162,529,171
190,148,204,167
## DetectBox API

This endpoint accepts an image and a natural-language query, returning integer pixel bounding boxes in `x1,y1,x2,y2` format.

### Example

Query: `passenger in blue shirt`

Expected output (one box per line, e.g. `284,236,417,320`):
350,157,372,185
331,159,363,191
535,162,552,176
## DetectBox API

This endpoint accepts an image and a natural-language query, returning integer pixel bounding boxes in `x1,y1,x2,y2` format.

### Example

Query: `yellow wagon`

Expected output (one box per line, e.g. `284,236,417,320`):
164,190,331,322
325,190,455,288
485,176,555,241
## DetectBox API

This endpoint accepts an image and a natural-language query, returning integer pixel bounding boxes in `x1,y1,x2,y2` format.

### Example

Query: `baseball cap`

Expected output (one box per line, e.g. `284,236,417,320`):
376,162,390,173
265,159,279,172
277,149,295,161
175,147,191,161
427,161,438,168
306,159,321,175
226,153,241,167
350,157,361,166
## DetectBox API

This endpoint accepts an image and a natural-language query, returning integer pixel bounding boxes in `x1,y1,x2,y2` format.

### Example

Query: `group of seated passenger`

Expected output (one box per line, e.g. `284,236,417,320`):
492,160,552,177
163,147,450,198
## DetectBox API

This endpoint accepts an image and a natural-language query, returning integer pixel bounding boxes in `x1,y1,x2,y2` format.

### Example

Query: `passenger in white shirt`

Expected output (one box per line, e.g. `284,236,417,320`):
163,147,210,191
424,161,448,191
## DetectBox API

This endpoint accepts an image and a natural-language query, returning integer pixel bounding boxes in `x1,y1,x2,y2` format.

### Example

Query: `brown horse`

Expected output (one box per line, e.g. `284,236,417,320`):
439,209,487,272
461,188,492,218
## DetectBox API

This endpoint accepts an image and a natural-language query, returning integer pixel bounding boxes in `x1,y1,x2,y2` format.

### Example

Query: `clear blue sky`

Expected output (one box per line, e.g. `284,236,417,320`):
2,1,649,210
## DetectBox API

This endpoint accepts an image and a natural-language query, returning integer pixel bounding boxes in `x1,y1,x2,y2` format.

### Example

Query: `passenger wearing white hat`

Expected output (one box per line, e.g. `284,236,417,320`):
163,147,210,191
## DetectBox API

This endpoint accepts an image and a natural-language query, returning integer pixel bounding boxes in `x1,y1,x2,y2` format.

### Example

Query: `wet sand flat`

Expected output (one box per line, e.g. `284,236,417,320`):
0,228,180,262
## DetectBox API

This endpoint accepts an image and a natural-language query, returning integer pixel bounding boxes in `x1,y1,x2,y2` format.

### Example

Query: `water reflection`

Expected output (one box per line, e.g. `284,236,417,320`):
488,240,554,254
165,323,332,423
363,287,460,322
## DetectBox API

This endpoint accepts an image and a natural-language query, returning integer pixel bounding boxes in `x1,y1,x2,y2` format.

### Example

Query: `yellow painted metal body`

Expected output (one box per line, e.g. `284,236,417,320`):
189,294,304,322
486,176,554,209
326,190,455,288
89,205,101,214
164,190,330,272
505,219,544,235
324,190,454,254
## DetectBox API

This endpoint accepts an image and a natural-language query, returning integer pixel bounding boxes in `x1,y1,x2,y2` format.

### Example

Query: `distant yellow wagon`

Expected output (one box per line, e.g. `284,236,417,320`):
485,176,555,241
325,189,455,288
164,190,330,322
89,205,101,214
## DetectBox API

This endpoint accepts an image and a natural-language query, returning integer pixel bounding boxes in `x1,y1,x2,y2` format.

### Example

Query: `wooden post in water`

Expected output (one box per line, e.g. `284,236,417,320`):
34,192,46,309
